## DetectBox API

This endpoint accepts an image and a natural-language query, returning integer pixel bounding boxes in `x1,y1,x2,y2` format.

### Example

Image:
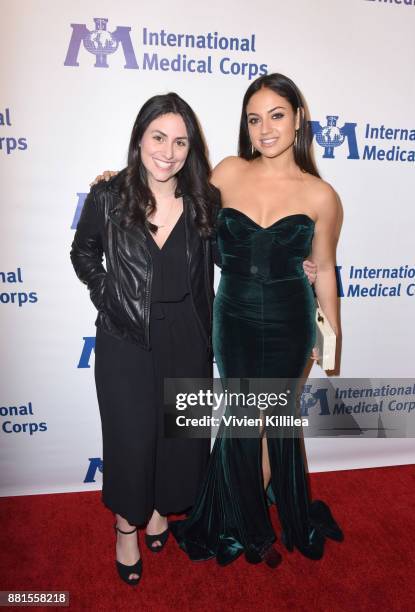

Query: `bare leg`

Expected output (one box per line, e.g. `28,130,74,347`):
115,514,140,580
262,435,271,490
146,509,168,549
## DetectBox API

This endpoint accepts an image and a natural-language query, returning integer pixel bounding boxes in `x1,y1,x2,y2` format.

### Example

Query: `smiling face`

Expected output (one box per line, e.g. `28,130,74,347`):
246,87,300,160
139,113,189,186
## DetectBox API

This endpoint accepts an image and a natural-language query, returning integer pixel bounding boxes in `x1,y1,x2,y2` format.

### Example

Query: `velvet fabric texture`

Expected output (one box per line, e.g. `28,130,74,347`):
170,209,343,565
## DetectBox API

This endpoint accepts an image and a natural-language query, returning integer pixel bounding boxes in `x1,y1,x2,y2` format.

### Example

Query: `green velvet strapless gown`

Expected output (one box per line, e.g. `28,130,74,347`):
171,209,343,566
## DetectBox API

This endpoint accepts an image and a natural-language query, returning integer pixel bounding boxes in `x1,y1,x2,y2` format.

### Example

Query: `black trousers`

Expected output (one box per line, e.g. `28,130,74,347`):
94,295,211,526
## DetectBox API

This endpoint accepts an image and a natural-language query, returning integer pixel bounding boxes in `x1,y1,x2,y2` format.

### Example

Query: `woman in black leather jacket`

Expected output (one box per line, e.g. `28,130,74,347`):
71,93,218,586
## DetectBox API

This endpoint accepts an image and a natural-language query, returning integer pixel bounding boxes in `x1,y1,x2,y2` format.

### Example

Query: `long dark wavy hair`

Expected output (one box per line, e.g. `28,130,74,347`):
238,73,320,177
120,92,216,236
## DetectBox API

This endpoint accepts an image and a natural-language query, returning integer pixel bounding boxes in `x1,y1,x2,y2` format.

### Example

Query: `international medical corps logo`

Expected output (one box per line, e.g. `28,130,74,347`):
310,116,360,160
300,384,330,416
64,17,139,68
63,17,267,79
310,115,415,164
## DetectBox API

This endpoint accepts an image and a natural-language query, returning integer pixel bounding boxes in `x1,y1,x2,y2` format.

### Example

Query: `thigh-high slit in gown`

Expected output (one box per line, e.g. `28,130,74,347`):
170,208,343,565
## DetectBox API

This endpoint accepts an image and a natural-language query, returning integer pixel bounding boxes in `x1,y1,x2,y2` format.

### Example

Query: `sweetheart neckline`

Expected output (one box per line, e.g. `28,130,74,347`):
219,207,315,230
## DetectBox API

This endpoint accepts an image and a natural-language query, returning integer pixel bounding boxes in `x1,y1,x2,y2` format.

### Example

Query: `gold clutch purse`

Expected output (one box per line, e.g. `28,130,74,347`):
315,300,336,370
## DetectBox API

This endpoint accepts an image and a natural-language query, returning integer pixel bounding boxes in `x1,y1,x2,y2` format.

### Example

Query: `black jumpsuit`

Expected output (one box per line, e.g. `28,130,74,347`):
94,213,211,526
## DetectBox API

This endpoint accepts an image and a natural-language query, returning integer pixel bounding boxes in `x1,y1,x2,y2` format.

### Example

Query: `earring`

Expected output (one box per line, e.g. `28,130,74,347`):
294,130,298,149
251,144,255,157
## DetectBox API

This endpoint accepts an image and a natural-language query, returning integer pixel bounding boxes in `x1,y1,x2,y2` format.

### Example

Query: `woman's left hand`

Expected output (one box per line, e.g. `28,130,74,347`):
303,259,317,285
310,347,319,361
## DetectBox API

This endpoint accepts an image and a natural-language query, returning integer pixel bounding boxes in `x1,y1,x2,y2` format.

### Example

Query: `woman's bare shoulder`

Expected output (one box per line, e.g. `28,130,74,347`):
304,175,342,224
211,156,249,188
303,174,336,202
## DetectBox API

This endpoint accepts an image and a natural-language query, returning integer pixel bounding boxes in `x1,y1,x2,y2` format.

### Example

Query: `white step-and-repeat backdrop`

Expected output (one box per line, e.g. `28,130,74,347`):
1,0,414,496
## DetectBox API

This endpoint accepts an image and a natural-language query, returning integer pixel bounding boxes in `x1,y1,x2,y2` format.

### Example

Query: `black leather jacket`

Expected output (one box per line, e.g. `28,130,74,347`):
70,172,215,351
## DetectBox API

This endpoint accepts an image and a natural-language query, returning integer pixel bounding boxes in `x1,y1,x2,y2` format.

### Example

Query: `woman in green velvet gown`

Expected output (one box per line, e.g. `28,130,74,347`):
170,73,343,567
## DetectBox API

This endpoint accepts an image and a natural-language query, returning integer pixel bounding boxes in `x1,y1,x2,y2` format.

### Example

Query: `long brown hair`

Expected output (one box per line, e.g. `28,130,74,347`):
120,92,217,237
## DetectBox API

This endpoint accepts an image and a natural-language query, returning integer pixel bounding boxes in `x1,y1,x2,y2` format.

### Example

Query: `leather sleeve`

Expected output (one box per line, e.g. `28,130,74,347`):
70,188,107,310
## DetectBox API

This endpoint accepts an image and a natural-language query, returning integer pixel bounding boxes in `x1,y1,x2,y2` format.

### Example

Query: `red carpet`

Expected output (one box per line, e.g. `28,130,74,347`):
1,465,414,612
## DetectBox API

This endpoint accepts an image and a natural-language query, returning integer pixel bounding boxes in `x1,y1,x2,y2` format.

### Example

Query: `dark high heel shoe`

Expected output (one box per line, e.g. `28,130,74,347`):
114,524,142,586
145,527,169,553
245,543,282,569
309,500,344,542
263,546,283,568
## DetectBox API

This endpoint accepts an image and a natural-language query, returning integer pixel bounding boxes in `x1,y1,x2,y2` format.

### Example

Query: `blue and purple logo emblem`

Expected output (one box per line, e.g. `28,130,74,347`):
64,17,139,69
310,116,360,160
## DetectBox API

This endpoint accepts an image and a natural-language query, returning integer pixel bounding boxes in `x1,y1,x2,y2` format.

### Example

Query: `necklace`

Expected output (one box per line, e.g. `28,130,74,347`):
151,198,175,229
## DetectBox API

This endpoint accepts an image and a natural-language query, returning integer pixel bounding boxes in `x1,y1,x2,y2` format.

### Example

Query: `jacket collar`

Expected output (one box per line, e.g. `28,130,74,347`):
108,185,195,243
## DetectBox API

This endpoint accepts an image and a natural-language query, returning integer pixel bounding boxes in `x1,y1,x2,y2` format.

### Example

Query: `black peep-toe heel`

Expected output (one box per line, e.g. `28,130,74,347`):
114,524,142,586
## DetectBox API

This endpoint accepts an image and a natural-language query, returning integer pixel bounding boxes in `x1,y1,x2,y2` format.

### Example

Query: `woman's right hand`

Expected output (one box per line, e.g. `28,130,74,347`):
90,170,119,186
